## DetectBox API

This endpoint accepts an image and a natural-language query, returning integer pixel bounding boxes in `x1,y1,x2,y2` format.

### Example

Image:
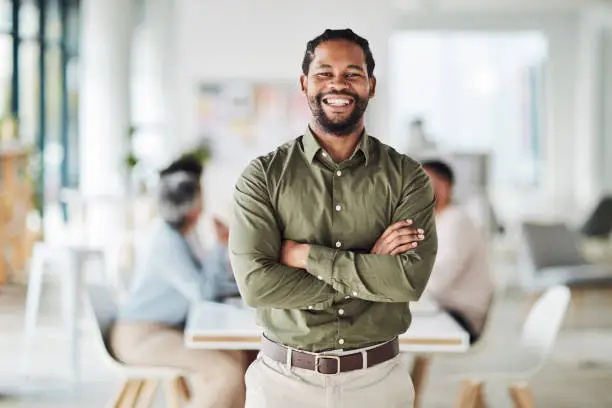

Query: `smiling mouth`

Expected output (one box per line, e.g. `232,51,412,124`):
322,96,354,108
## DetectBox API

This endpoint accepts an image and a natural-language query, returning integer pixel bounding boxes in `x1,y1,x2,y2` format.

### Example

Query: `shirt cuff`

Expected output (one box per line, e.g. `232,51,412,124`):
306,244,337,285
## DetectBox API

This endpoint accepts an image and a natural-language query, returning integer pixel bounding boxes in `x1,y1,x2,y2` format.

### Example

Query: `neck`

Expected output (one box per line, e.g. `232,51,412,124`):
309,119,364,163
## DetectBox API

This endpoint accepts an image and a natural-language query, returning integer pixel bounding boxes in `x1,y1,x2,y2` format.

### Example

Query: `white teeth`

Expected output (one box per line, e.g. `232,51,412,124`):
326,98,350,106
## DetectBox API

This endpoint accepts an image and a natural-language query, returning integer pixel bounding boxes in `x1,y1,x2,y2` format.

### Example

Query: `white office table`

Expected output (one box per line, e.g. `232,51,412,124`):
185,302,469,354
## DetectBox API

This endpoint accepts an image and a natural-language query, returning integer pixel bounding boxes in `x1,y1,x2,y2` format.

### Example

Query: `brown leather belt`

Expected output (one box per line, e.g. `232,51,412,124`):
261,336,400,375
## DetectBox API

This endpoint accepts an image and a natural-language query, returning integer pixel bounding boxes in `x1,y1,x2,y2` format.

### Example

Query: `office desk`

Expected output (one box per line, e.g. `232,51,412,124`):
185,302,469,354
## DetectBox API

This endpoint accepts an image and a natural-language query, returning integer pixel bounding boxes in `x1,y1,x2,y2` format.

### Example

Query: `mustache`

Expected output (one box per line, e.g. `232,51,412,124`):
316,90,359,102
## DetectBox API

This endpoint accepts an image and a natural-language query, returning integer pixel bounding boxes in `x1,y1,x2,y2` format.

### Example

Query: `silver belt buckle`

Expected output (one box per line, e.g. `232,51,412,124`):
314,355,341,375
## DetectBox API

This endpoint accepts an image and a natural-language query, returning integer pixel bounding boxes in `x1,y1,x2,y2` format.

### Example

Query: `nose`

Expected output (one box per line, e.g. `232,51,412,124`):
329,75,349,91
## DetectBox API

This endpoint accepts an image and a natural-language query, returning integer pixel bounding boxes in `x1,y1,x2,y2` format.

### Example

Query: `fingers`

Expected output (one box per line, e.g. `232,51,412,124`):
379,219,414,240
381,227,424,247
376,228,425,255
390,242,419,255
371,220,426,255
387,233,423,251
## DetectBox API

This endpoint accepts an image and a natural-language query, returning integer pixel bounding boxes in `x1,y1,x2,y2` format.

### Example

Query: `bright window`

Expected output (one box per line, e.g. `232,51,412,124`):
390,31,548,187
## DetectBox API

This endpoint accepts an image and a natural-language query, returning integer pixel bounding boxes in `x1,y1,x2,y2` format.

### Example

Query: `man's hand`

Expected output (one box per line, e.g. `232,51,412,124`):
370,220,425,255
280,240,310,269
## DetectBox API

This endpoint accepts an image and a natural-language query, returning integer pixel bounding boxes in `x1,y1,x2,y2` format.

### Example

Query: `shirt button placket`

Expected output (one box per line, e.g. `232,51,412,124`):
332,169,345,346
333,167,343,253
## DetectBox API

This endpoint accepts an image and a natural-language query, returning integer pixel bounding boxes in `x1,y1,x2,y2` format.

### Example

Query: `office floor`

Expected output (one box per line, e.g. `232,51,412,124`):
1,283,611,408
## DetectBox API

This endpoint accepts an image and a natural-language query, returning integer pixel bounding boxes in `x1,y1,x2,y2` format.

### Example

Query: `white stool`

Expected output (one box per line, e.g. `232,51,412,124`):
21,241,106,382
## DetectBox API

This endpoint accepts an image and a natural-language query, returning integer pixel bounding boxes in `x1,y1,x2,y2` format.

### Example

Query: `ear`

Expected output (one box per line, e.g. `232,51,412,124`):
368,76,377,98
299,74,308,95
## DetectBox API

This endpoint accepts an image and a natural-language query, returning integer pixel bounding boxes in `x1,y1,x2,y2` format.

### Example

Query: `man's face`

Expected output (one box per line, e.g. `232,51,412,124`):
300,39,376,135
424,169,451,211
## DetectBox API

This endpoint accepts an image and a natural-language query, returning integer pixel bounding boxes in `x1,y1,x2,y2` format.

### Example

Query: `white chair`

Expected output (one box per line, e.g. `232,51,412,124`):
452,285,571,408
21,241,106,381
411,292,498,408
86,283,191,408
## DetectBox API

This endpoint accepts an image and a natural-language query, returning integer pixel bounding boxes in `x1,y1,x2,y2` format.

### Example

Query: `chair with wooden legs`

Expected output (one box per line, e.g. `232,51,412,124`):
411,292,499,408
452,285,571,408
86,283,191,407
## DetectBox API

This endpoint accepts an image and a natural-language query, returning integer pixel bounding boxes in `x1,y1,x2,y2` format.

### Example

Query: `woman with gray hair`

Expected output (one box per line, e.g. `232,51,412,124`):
110,157,247,408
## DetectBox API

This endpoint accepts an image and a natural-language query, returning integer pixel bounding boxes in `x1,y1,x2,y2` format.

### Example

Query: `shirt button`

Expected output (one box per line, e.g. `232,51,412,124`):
345,296,350,299
352,291,358,296
317,276,323,280
338,338,345,345
336,170,342,177
335,204,342,211
322,152,328,158
308,305,313,310
338,309,345,315
335,241,342,248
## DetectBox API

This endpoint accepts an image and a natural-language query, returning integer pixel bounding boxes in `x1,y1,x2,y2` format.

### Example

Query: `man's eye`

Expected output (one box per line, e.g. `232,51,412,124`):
346,73,361,78
317,73,332,77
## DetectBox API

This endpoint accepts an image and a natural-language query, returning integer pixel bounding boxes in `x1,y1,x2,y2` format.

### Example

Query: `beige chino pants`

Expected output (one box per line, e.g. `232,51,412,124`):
244,353,414,408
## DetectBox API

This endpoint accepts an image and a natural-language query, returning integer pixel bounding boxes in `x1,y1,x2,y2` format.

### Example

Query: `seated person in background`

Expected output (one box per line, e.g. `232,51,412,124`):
110,156,246,408
422,160,494,344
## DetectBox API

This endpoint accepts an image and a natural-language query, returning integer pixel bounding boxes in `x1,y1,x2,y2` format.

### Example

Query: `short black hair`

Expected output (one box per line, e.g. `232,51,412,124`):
302,29,375,77
422,159,455,185
159,155,203,178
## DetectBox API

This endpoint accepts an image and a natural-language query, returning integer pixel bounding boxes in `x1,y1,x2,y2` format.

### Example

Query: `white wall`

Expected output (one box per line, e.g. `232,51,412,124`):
586,9,612,195
574,9,603,212
394,0,599,12
569,7,612,218
603,28,612,194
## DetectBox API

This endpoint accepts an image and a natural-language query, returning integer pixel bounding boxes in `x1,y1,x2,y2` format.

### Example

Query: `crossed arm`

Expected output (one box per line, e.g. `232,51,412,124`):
228,160,438,308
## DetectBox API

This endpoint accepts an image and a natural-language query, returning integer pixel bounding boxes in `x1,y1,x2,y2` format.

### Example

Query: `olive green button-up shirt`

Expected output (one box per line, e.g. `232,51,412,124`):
229,127,437,352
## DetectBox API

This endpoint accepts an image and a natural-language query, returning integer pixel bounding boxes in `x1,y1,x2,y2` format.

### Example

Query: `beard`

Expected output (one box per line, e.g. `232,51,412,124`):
308,91,369,136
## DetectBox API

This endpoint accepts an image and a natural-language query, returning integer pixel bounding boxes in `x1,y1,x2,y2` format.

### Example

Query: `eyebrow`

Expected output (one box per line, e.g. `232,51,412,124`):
314,63,365,72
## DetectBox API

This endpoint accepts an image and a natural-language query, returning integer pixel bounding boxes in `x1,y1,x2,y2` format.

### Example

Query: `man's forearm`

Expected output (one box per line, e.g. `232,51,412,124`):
279,240,432,303
230,252,337,309
306,245,436,303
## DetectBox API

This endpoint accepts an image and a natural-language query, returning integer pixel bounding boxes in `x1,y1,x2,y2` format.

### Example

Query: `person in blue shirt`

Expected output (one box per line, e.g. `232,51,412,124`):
110,156,247,408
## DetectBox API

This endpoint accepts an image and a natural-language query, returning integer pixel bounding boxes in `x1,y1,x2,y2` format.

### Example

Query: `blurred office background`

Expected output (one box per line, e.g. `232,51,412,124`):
1,0,612,407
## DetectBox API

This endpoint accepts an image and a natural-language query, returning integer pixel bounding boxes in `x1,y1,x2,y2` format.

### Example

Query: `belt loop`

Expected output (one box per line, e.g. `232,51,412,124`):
361,350,368,369
286,347,293,370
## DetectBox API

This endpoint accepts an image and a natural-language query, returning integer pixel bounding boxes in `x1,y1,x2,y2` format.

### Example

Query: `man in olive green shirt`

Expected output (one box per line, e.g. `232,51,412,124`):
229,29,437,408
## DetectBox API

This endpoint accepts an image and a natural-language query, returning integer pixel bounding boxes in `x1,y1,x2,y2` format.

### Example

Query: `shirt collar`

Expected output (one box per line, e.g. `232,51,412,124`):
302,126,371,165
